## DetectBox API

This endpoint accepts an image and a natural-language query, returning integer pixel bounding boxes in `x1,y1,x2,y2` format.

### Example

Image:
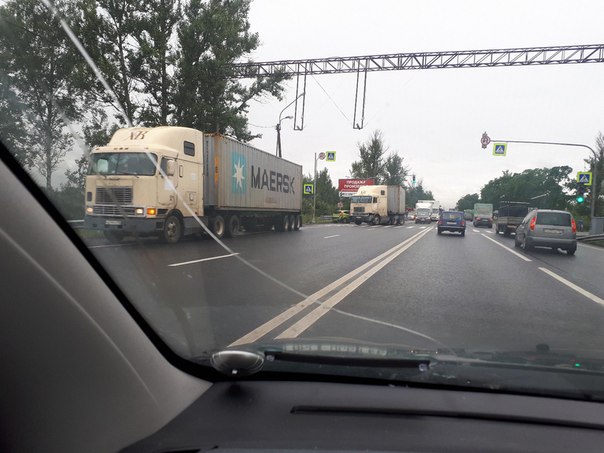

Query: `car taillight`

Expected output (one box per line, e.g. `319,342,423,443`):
461,221,465,227
438,219,443,225
571,219,577,233
475,216,480,221
529,217,537,231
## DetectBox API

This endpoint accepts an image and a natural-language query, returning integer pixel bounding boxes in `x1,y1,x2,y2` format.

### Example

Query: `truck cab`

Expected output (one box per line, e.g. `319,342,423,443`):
350,185,405,225
84,127,203,243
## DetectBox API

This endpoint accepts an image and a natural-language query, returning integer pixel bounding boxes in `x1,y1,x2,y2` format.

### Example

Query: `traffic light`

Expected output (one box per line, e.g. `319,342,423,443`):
576,192,588,204
412,174,416,186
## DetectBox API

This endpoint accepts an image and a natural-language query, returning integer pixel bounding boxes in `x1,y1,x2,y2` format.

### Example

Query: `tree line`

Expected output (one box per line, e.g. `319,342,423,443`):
456,135,604,225
0,0,285,201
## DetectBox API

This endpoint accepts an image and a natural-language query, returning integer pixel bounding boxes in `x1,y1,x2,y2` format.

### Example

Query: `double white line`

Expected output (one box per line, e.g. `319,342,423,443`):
229,226,433,347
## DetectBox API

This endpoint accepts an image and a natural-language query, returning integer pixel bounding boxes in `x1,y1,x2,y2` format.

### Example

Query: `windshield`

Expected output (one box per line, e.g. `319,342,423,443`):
351,196,372,204
88,152,157,176
2,0,604,402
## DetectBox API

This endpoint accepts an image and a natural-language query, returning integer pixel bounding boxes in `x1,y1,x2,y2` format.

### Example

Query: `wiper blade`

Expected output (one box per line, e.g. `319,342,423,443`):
210,348,432,377
266,350,431,370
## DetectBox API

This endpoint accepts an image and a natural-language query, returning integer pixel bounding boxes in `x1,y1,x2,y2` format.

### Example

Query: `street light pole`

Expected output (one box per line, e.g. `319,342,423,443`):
313,152,317,224
488,138,599,233
275,94,303,158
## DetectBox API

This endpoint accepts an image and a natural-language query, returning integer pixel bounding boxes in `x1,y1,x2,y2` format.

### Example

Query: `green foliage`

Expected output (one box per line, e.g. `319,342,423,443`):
350,130,387,181
406,180,434,209
0,0,86,188
480,166,573,210
173,0,286,140
456,193,480,211
302,170,340,220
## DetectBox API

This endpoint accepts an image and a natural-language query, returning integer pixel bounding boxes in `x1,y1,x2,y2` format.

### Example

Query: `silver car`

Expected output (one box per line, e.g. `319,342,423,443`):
514,209,577,255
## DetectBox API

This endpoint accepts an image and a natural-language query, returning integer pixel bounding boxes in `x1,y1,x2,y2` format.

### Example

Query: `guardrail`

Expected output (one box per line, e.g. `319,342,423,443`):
577,234,604,242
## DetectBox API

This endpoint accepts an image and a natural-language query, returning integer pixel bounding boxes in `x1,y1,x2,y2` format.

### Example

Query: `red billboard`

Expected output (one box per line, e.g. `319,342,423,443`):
338,178,375,192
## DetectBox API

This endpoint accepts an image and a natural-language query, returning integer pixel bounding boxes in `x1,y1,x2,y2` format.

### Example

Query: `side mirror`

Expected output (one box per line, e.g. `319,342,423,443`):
165,159,175,176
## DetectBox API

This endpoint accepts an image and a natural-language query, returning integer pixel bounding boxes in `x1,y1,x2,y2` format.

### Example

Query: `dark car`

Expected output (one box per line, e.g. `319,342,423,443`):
514,209,577,255
437,211,466,236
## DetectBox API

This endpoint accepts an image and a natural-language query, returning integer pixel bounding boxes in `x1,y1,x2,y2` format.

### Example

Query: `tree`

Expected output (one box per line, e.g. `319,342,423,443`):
383,152,409,186
173,0,286,140
0,0,86,189
350,130,387,181
136,0,181,125
480,166,573,210
456,193,480,211
406,180,434,209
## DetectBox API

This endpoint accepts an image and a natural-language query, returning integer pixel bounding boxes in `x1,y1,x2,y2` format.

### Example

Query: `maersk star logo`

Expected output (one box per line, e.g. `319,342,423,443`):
232,152,246,193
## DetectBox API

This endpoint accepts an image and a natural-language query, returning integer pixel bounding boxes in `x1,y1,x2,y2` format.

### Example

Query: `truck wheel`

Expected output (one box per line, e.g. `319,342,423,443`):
355,220,362,225
104,230,124,243
226,215,240,238
373,215,381,225
503,227,510,237
293,215,301,231
287,215,294,231
211,215,226,239
163,214,183,243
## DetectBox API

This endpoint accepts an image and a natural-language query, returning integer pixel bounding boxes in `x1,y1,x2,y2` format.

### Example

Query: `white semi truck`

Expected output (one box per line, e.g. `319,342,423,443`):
84,126,302,243
350,185,406,225
415,201,433,224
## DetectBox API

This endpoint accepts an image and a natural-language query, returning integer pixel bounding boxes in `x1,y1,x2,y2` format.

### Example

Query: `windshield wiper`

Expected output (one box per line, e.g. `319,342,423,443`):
210,349,431,377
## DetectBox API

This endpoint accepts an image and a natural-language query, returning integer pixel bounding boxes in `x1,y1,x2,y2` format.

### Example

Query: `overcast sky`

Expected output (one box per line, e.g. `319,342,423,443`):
245,0,604,208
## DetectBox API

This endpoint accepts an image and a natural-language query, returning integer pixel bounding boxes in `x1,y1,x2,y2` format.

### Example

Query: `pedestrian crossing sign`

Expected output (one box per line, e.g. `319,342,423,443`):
304,183,314,194
493,143,507,156
326,151,336,162
577,172,592,186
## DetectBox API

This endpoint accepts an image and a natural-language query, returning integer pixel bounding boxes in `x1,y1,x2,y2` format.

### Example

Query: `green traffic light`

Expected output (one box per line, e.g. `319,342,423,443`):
577,196,585,203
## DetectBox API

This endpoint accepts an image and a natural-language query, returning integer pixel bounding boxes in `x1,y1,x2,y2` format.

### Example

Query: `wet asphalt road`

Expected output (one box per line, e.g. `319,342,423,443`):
87,222,604,357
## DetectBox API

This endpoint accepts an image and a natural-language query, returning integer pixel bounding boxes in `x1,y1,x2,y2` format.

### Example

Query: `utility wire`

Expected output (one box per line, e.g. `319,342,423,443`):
311,74,350,123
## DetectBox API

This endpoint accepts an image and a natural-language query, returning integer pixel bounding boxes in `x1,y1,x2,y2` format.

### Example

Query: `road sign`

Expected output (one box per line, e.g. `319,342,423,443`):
481,132,491,149
577,171,592,186
326,151,336,162
337,202,344,208
304,183,314,194
493,143,507,156
318,152,326,160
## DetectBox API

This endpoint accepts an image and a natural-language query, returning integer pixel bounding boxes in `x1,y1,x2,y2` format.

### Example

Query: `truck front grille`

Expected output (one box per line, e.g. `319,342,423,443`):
96,187,133,204
93,205,136,216
353,207,365,213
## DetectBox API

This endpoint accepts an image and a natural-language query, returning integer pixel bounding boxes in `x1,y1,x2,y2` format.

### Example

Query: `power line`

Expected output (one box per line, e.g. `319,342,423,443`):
311,75,350,123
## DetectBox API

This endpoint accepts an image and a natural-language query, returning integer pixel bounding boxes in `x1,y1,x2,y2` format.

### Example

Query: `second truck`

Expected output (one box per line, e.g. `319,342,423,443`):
350,185,406,225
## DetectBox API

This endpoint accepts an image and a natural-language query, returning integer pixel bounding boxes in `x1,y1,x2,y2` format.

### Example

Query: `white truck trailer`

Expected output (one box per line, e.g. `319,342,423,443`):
84,127,302,243
350,185,406,225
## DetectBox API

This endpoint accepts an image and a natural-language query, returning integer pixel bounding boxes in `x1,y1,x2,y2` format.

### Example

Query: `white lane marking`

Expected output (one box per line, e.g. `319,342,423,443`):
486,230,494,234
394,226,405,229
168,253,239,267
370,225,381,228
472,229,480,233
480,234,532,262
579,242,604,252
539,267,604,307
419,226,426,229
324,234,340,239
406,226,414,229
384,225,393,228
229,228,434,347
88,243,132,249
275,227,434,339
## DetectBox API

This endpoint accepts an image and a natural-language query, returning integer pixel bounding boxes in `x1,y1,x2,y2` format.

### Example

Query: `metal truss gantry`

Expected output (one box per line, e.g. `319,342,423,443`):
230,44,604,130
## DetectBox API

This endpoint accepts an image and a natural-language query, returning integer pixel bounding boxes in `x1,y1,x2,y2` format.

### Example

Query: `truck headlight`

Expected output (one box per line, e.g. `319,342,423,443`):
135,208,144,215
86,207,93,214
